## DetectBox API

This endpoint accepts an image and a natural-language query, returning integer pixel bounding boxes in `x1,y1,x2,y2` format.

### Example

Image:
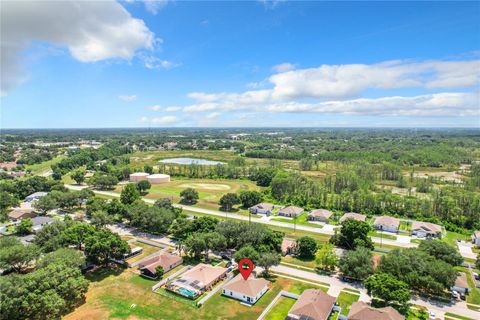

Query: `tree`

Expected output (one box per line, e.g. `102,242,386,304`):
418,240,463,266
0,191,18,221
120,183,141,205
257,252,280,276
239,191,263,208
16,218,33,235
91,175,118,190
315,243,338,272
33,195,58,215
71,170,85,185
136,180,151,194
180,188,199,205
0,237,40,273
204,232,226,260
364,273,411,314
84,229,129,266
61,223,96,250
144,164,154,174
184,235,206,259
330,219,374,250
234,245,260,263
90,210,114,228
34,220,71,253
219,193,240,211
37,248,85,269
339,246,374,280
296,236,318,259
128,204,177,234
0,261,88,320
378,248,456,295
155,265,164,279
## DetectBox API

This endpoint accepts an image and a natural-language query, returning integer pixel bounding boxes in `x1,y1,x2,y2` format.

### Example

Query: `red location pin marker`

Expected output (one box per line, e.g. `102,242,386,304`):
238,258,254,280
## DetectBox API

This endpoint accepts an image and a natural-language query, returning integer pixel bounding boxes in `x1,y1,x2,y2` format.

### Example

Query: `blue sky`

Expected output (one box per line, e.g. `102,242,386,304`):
1,0,479,128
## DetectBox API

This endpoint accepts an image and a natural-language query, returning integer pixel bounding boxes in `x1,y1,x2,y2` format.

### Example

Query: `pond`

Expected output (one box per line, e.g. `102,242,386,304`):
158,157,226,165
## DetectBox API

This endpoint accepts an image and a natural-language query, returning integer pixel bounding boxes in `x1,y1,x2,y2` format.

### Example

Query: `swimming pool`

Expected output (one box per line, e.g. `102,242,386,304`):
176,287,197,298
159,158,226,165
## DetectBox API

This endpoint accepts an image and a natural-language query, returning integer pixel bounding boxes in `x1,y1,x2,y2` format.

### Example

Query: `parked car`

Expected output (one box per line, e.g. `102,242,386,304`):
429,311,436,319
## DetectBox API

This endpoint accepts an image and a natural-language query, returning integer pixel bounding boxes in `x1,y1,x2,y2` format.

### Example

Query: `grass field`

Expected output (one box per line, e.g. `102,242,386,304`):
336,290,360,316
25,155,66,175
368,231,397,240
442,231,471,247
117,178,262,215
466,271,480,307
64,267,331,320
264,296,297,320
271,213,324,229
281,255,317,269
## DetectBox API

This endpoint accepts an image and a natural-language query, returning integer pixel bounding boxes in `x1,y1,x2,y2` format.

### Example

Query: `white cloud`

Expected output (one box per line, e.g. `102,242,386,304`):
205,112,221,119
1,0,155,95
272,63,296,73
143,0,168,15
179,92,479,117
165,106,181,112
119,95,137,102
141,115,177,124
258,0,285,10
146,105,162,111
141,55,179,69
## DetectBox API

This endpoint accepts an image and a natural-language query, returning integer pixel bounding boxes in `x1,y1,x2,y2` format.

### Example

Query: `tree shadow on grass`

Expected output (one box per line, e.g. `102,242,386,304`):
85,264,126,282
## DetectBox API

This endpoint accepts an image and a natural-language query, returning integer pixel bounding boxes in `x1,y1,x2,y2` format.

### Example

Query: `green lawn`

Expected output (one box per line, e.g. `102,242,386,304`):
25,155,66,175
271,213,324,229
336,290,360,316
399,221,412,232
125,241,163,264
444,312,475,320
442,231,471,246
264,296,297,320
466,271,480,307
281,255,317,269
368,231,397,240
65,268,329,320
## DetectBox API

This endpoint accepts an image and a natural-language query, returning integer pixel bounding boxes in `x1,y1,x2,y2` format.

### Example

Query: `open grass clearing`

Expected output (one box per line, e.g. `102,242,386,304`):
336,290,360,315
444,312,475,320
25,155,66,175
264,296,297,320
369,231,397,240
281,255,317,269
64,267,330,320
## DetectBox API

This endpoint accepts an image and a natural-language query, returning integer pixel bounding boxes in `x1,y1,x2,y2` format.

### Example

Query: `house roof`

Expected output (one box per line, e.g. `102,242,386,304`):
309,209,333,219
25,192,48,200
281,238,296,253
223,274,270,297
348,302,404,320
374,216,400,228
250,203,274,211
139,252,182,274
31,216,54,226
288,289,336,320
181,263,226,286
8,202,35,219
279,206,304,215
339,212,367,223
455,272,468,288
411,221,442,233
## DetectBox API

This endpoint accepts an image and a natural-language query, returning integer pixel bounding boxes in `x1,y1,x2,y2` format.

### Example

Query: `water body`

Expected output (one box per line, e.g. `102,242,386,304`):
159,157,226,165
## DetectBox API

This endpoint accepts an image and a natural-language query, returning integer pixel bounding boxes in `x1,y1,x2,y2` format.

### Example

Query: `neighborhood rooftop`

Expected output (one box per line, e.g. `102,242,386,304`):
348,301,404,320
411,221,442,233
339,212,367,223
222,274,269,297
374,216,400,228
139,252,182,274
286,289,335,320
309,209,333,219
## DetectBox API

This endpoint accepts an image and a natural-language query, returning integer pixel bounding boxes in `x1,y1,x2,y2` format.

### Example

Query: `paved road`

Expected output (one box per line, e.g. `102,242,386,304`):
65,184,417,248
272,265,479,320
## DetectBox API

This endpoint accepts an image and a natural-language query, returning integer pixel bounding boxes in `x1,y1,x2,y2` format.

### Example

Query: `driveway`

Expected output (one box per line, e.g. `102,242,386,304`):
457,241,478,260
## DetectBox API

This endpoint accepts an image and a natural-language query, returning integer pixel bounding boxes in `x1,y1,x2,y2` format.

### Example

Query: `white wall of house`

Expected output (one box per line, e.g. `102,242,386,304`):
473,237,480,246
374,224,398,233
222,286,268,304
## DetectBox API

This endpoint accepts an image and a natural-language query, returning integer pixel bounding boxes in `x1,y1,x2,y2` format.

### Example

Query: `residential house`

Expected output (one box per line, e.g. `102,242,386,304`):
31,216,54,233
278,206,304,218
339,212,367,224
8,202,36,221
411,221,443,239
347,301,404,320
451,272,469,294
166,263,227,299
373,216,400,233
249,203,275,215
24,192,48,202
471,230,480,247
222,274,270,304
139,252,182,279
281,238,296,256
308,209,333,223
286,289,336,320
